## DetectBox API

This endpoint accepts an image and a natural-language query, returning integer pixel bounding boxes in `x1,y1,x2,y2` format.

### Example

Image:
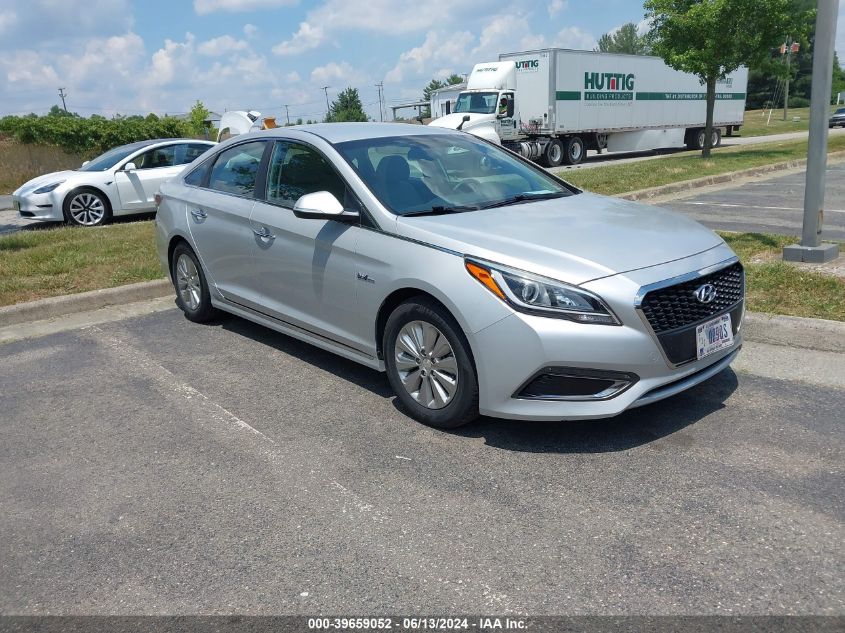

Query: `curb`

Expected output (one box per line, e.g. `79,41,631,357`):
615,150,845,202
741,311,845,353
0,278,171,328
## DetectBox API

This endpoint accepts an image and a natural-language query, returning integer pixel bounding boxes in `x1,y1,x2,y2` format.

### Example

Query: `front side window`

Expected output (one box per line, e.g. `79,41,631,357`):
133,145,177,170
335,133,574,216
454,91,499,115
266,141,347,207
208,141,266,197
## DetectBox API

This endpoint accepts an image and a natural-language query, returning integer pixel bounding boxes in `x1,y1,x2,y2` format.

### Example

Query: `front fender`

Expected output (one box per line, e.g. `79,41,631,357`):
463,123,501,144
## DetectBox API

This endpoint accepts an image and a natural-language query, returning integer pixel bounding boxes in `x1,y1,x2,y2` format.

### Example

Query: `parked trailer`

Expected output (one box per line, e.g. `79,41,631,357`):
429,48,748,166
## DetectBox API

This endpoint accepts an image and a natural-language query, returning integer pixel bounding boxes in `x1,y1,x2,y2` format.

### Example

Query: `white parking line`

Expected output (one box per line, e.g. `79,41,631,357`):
675,201,845,213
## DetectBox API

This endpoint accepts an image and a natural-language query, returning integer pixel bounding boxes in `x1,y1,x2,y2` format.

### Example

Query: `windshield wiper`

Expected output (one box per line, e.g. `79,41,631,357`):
402,204,480,217
479,191,569,209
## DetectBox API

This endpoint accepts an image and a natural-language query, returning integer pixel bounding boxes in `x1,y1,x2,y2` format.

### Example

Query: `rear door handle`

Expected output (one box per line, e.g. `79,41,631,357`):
190,208,207,220
252,226,275,240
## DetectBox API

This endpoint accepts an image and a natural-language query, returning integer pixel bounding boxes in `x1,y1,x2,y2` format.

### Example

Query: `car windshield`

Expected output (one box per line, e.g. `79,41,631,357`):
454,92,499,115
334,133,574,216
78,144,148,172
836,108,845,114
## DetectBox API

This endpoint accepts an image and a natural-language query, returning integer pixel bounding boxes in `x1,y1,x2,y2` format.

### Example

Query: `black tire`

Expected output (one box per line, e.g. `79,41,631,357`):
384,298,479,429
542,138,564,167
170,243,217,323
63,187,111,227
712,127,722,148
562,136,585,165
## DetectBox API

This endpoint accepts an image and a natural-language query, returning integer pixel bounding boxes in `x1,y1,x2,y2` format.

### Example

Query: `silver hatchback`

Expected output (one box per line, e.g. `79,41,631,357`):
155,123,743,428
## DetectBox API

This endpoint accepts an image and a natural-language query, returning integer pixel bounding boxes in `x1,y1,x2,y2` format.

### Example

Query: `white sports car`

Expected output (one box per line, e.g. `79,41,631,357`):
12,138,215,227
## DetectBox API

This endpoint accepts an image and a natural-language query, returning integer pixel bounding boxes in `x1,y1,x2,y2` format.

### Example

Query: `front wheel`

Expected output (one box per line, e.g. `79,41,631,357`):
64,188,111,226
542,139,564,167
384,298,479,429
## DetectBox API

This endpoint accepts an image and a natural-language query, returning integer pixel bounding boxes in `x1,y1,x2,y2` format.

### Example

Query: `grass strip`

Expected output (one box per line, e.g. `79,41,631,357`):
560,135,845,196
0,220,163,307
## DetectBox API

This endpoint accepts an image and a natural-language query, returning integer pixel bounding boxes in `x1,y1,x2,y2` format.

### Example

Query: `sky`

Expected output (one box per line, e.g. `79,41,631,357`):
1,0,843,122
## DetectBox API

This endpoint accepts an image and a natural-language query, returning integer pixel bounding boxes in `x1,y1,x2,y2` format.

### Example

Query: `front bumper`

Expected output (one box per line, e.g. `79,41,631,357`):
12,192,64,221
470,255,743,421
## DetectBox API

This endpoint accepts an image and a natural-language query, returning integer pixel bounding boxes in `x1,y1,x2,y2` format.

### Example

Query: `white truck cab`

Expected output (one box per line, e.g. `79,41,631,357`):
429,62,518,145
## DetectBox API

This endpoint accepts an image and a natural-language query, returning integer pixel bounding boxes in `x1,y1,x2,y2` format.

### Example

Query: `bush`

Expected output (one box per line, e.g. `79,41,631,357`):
0,112,195,157
788,96,810,108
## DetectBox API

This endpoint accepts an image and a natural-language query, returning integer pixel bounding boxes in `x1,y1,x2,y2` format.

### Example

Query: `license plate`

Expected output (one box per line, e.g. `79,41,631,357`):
696,313,734,360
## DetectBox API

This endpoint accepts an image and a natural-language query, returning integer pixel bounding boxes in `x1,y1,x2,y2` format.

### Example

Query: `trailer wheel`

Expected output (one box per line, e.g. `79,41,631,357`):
543,139,564,167
712,128,722,147
563,136,585,165
687,128,706,151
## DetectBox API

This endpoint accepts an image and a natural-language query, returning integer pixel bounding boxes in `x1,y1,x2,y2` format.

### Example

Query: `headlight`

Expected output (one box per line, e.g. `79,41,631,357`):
33,181,65,194
465,258,620,325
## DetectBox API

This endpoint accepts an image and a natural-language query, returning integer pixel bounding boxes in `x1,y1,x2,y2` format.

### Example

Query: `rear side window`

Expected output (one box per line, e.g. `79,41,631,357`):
208,141,266,197
174,143,213,166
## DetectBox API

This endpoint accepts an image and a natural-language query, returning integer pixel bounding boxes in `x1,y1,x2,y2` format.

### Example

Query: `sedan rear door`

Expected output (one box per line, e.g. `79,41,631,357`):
184,139,271,306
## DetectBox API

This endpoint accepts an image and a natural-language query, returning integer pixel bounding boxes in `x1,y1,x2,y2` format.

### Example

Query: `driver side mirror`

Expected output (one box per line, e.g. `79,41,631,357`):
293,191,359,222
123,162,137,172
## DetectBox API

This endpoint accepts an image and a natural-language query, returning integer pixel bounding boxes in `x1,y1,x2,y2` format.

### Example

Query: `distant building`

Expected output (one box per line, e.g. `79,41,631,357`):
430,83,466,119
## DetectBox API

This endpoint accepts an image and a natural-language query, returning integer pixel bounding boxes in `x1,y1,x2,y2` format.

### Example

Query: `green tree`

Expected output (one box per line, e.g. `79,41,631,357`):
47,105,78,118
325,87,368,122
596,23,651,55
187,100,211,136
645,0,793,157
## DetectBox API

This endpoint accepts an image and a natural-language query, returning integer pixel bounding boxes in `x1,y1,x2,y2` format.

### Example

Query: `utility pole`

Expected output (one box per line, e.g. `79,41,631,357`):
321,86,331,120
283,104,290,126
782,37,792,121
375,82,384,122
58,87,68,112
783,0,840,264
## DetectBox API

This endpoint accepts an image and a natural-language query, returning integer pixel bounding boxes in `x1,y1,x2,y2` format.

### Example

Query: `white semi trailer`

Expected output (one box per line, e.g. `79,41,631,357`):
429,48,748,166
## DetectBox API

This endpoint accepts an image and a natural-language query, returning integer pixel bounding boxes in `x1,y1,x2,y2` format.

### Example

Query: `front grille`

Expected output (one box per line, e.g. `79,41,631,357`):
640,262,744,334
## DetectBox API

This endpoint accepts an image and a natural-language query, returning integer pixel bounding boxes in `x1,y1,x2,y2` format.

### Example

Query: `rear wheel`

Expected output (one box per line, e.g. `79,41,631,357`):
542,139,564,167
712,127,722,147
563,136,585,165
384,298,478,429
171,243,217,323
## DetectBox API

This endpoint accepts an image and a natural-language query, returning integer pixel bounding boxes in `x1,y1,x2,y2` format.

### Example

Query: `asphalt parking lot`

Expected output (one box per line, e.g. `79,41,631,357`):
1,306,843,615
658,162,845,240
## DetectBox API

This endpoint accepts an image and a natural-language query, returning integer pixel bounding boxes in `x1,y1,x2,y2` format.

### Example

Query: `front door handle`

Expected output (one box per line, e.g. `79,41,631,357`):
190,208,207,220
252,226,275,240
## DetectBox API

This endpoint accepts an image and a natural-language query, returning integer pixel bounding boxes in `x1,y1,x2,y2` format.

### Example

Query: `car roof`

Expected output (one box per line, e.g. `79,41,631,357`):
250,122,461,145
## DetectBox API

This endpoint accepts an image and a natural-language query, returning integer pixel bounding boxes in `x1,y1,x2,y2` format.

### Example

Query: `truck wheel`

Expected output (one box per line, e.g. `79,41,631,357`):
687,128,706,151
543,139,564,167
563,136,585,165
712,128,722,147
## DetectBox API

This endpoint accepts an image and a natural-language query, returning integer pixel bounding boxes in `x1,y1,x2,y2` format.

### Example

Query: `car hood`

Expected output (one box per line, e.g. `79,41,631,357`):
429,112,493,130
14,170,81,195
395,192,725,285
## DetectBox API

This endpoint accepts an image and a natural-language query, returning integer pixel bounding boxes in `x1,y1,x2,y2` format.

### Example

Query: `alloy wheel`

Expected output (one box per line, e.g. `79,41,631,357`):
176,253,202,311
68,192,106,226
393,320,459,410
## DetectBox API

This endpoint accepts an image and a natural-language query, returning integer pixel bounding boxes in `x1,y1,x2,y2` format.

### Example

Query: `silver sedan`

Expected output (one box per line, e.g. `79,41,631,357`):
155,123,743,428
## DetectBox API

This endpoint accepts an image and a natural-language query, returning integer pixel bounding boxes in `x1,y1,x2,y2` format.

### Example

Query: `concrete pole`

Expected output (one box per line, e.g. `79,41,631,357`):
783,0,840,263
